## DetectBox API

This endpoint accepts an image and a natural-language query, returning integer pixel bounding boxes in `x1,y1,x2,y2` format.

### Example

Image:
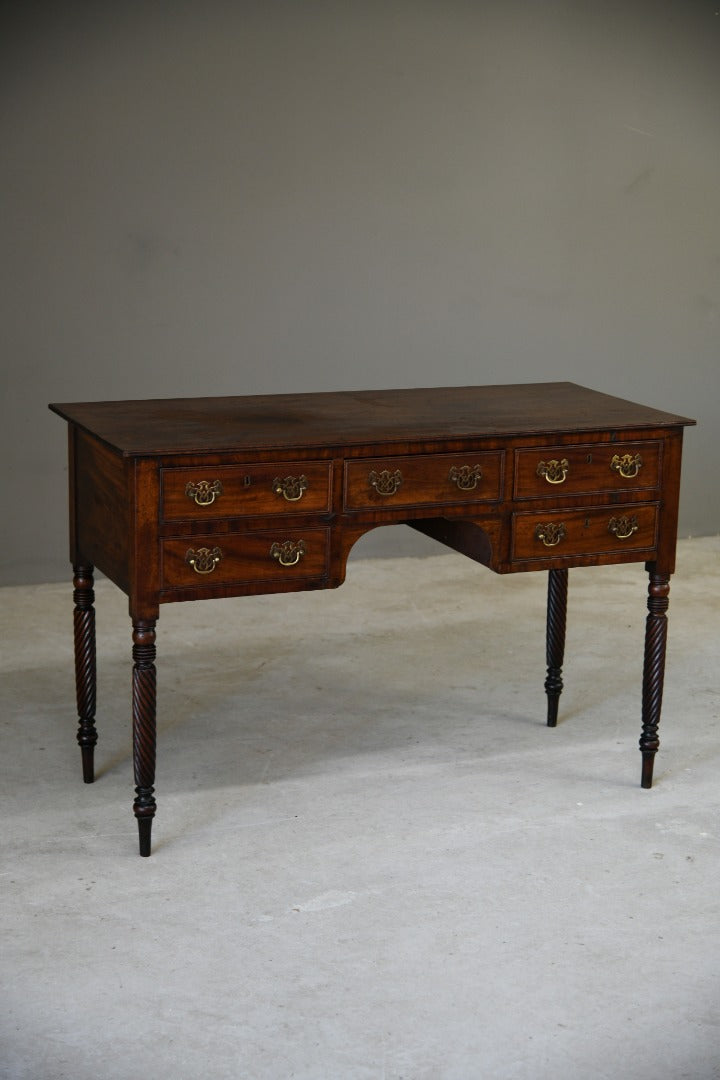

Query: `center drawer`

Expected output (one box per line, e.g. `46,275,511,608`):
344,451,503,510
161,461,332,521
162,528,330,589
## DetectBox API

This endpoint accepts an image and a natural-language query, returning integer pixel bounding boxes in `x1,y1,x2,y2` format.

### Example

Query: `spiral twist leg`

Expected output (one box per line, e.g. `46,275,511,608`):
640,570,671,788
132,621,157,856
545,568,568,728
73,565,97,783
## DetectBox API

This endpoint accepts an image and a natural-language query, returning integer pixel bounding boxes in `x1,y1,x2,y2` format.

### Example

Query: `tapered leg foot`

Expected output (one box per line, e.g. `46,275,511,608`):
80,746,95,785
640,569,671,788
545,568,568,727
132,620,157,856
73,565,97,783
137,816,153,858
641,753,655,789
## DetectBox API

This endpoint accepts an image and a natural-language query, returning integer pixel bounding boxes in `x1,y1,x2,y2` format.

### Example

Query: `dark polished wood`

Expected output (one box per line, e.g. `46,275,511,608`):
72,564,97,783
50,383,695,856
640,569,671,788
49,382,692,455
545,568,568,728
132,620,157,858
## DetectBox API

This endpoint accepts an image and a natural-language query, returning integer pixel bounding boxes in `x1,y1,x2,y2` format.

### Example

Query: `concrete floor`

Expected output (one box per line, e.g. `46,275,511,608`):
1,536,719,1080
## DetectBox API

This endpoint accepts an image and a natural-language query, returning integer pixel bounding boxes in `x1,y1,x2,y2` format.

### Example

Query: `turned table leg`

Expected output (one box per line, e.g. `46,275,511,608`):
73,564,97,783
640,568,671,788
132,620,157,856
545,568,568,728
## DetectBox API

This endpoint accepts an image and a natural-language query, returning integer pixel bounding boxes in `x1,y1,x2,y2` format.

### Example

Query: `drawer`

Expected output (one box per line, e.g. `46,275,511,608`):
513,441,661,500
511,504,658,562
162,528,330,589
161,462,332,521
344,451,503,510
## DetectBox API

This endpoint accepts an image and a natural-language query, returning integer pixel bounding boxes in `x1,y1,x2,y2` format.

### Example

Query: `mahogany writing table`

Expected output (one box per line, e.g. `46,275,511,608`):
50,383,695,856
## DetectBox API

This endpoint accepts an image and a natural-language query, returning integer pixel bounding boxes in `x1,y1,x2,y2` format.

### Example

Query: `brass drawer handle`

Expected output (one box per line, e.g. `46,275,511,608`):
610,453,643,479
369,469,403,496
608,515,639,540
449,464,483,491
536,458,569,485
270,539,306,567
534,522,567,548
185,546,222,574
185,479,223,506
272,474,308,502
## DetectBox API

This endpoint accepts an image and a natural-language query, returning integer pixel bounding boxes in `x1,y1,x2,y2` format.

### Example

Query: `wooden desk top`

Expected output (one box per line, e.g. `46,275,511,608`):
49,382,694,457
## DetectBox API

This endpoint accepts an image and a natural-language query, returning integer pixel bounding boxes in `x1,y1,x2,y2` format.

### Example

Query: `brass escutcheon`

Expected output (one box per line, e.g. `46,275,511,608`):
185,546,222,574
610,453,643,479
369,469,403,496
185,479,223,506
534,522,567,548
272,474,308,502
449,464,483,491
608,515,639,540
270,539,306,567
536,458,569,485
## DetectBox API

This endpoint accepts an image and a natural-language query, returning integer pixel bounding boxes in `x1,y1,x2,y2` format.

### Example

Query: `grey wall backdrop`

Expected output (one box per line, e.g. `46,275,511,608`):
2,1,718,586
